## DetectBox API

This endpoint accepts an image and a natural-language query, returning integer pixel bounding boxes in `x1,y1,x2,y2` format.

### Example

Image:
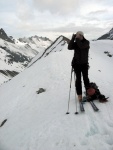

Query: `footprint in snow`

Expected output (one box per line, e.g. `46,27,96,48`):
85,124,99,137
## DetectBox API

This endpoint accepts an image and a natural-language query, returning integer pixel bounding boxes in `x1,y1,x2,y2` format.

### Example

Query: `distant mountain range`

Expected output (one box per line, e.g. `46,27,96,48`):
97,28,113,40
0,28,52,84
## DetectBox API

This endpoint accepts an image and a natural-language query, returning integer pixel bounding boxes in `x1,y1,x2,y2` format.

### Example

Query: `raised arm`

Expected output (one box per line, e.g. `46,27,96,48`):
68,34,76,50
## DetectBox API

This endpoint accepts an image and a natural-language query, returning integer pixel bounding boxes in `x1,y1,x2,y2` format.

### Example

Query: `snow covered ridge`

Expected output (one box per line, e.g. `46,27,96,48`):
97,27,113,40
0,28,52,85
28,35,70,67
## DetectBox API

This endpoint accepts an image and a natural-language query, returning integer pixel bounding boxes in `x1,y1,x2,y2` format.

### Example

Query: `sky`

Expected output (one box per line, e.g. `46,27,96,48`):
0,0,113,40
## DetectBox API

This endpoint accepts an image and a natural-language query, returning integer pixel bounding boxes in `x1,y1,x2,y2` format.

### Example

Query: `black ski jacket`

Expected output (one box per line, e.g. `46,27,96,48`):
68,36,90,65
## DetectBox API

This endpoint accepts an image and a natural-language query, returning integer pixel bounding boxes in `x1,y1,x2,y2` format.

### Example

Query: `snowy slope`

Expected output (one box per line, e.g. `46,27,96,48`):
0,36,113,150
0,28,52,85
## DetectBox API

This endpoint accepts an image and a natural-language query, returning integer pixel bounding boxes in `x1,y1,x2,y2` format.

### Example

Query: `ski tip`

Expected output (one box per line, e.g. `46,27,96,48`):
75,112,79,115
66,112,70,115
95,109,99,112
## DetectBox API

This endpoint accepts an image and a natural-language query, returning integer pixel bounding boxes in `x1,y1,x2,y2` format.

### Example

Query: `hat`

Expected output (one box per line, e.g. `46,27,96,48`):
76,31,84,36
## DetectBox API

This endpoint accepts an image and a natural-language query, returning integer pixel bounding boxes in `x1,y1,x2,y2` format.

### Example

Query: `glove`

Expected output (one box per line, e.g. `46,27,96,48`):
72,34,76,40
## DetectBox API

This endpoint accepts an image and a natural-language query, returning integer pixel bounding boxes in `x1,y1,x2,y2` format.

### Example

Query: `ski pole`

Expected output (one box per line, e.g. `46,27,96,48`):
74,72,79,114
66,67,73,114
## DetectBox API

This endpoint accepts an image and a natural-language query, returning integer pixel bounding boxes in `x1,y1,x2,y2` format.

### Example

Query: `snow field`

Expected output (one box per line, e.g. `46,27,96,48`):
0,39,113,150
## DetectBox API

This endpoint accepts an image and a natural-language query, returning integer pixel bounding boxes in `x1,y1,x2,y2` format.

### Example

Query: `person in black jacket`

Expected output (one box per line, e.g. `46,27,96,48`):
68,31,90,101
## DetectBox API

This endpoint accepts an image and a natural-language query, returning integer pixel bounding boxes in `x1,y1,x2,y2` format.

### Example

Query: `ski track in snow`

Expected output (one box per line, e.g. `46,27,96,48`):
0,40,113,150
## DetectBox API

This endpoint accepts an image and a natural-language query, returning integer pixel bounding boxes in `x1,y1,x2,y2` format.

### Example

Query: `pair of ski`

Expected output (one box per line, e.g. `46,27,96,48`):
66,96,99,115
79,98,99,113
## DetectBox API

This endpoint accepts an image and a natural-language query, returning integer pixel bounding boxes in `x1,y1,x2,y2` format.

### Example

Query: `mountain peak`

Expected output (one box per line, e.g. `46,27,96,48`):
97,27,113,40
109,28,113,33
0,28,14,43
0,28,5,31
0,28,7,36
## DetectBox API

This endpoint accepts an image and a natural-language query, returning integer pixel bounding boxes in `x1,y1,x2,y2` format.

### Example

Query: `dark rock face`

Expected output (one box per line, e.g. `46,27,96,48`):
0,119,7,127
36,88,46,94
0,70,18,77
97,28,113,40
0,28,14,43
0,46,31,64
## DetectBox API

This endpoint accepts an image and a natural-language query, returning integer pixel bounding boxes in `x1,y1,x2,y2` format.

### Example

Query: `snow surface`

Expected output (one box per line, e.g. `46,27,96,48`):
0,38,113,150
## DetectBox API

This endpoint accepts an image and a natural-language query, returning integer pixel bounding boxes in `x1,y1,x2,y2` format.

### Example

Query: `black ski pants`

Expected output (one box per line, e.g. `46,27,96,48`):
73,63,90,95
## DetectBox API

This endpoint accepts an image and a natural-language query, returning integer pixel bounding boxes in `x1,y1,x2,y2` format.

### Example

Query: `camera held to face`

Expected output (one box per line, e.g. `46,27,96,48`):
72,34,76,39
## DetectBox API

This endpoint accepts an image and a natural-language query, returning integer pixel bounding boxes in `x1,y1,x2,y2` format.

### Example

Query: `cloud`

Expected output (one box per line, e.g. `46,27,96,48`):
32,0,79,14
0,0,113,40
16,0,35,21
89,9,108,15
39,21,113,40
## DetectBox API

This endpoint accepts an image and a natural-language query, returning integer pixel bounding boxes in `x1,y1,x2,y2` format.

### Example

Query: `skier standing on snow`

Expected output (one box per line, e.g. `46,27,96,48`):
68,31,90,101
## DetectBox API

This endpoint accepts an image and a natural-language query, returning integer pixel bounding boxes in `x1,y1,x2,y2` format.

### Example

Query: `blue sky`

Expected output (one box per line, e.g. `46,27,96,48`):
0,0,113,40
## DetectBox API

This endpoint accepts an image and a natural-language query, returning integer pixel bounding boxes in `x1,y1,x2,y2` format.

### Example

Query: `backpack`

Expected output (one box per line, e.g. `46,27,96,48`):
86,82,108,103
